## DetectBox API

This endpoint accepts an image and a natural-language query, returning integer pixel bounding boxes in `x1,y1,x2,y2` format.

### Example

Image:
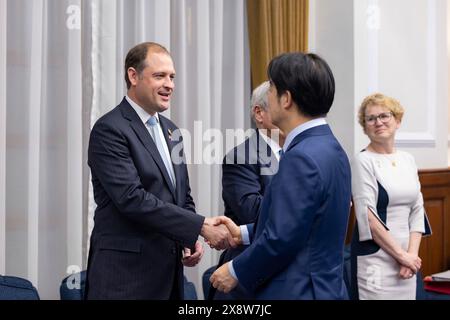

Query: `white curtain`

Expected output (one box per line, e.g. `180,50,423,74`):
1,0,83,299
0,0,7,276
171,0,250,294
86,0,250,298
1,0,249,299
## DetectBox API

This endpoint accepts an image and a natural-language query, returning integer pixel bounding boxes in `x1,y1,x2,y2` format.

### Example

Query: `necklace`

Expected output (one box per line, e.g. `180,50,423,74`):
383,154,397,167
374,151,397,167
367,146,397,167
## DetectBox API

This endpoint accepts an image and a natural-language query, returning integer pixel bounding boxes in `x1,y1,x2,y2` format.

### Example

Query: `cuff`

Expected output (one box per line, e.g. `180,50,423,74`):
240,225,250,245
228,260,238,280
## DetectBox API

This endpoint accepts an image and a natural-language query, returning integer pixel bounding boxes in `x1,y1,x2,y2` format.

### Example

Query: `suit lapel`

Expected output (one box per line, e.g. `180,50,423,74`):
120,99,177,199
159,115,183,203
250,130,278,234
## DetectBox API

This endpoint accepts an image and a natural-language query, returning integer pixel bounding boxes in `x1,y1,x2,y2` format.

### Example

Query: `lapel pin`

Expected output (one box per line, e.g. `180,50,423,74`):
168,128,173,141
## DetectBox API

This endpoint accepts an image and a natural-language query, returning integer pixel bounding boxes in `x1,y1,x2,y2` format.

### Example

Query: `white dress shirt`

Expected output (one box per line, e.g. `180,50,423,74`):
125,95,176,186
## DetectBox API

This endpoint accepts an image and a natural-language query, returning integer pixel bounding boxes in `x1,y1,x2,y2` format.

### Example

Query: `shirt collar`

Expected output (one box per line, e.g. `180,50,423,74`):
258,129,282,156
283,117,327,152
125,95,160,125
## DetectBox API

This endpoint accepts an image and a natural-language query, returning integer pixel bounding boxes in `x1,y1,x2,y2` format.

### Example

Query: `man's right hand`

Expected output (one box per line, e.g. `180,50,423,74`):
216,216,242,246
200,217,237,250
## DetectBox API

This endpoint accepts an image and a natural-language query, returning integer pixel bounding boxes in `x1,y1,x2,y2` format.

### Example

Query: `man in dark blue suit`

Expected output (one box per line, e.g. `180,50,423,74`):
211,81,284,300
210,52,352,300
85,42,233,299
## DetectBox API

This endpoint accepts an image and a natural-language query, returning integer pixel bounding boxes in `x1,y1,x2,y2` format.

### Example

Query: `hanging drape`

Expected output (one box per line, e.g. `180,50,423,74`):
247,0,309,89
0,0,249,299
1,0,83,299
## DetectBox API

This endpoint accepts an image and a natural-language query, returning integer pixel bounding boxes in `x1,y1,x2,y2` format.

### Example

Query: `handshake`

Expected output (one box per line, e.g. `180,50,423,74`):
200,216,242,250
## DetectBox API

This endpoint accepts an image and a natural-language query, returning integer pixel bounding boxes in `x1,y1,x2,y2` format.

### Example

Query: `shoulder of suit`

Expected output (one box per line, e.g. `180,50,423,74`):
92,104,124,128
229,135,253,152
223,136,255,165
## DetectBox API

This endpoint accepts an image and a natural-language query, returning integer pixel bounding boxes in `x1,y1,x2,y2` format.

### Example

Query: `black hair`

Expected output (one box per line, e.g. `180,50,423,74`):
267,52,335,117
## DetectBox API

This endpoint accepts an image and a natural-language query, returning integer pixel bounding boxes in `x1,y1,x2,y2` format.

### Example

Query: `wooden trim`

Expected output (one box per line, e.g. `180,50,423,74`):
419,167,450,187
418,168,450,276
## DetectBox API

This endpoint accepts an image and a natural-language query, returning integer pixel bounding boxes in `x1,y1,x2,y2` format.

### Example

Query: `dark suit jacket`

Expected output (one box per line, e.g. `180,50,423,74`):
85,97,204,299
222,130,278,225
213,130,278,300
233,124,351,300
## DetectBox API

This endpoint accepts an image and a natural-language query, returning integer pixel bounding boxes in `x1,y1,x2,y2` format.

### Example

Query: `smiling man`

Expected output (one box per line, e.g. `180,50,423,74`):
85,42,233,299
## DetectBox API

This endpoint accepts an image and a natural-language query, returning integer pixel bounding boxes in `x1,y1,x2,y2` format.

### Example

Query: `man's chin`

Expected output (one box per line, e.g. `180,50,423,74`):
157,104,170,113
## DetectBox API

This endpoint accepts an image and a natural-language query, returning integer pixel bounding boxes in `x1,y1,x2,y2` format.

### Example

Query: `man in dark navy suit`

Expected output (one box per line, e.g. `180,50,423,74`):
211,81,284,300
210,52,352,300
85,42,233,299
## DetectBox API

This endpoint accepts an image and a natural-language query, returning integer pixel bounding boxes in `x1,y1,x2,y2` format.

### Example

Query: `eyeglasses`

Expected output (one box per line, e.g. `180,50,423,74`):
365,112,393,125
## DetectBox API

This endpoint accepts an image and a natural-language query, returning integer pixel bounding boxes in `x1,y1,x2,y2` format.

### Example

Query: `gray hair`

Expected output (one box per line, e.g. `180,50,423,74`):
250,81,270,121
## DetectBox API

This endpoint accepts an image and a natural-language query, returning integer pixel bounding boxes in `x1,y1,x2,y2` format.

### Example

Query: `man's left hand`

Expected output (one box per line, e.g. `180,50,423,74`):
182,241,204,267
209,262,238,293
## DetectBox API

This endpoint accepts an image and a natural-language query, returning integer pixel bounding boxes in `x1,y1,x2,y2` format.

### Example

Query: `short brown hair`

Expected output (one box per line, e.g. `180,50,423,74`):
358,93,405,129
124,42,170,89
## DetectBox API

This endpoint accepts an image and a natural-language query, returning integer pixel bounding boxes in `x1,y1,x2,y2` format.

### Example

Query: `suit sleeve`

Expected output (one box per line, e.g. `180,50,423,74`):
222,151,263,224
232,152,323,291
88,120,204,248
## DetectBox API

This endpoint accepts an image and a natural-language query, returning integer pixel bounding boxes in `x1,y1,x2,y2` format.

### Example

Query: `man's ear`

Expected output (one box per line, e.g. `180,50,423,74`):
127,67,138,87
253,105,264,124
281,90,292,110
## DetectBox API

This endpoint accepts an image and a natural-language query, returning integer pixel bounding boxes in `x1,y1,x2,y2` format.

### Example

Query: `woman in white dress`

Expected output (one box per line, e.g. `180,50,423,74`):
351,93,431,300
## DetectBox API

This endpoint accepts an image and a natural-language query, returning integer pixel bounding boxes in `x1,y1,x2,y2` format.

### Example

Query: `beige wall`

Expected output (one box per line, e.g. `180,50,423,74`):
310,0,448,169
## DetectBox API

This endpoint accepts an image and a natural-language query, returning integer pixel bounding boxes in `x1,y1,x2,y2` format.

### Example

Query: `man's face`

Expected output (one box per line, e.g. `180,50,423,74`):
267,82,282,127
255,105,278,131
132,51,175,115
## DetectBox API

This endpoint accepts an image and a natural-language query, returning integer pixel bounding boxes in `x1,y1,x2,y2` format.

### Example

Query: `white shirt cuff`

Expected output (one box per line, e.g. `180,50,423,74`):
228,260,238,280
240,225,250,245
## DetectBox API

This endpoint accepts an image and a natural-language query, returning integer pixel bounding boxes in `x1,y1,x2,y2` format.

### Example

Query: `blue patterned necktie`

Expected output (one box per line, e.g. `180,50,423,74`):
147,116,176,188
